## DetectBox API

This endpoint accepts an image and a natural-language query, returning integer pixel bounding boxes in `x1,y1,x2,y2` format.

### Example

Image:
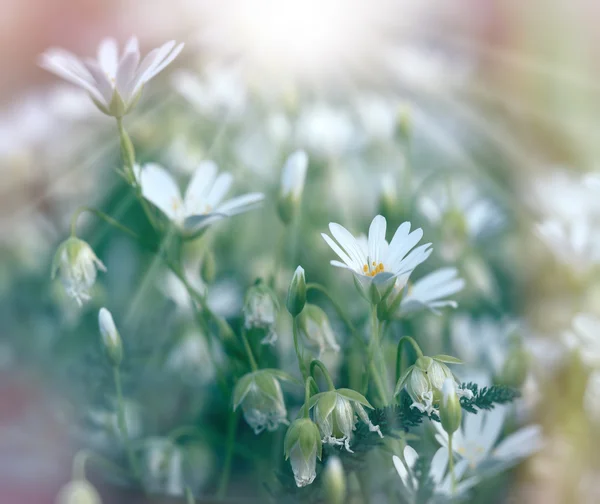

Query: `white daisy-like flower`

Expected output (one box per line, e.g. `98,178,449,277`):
434,405,543,472
40,37,184,117
321,215,432,304
393,445,478,501
135,161,264,233
396,267,465,317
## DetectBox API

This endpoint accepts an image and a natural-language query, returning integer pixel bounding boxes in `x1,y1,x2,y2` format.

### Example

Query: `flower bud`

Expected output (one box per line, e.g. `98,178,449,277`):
439,378,462,435
498,344,529,388
200,250,216,284
51,237,107,306
98,308,123,367
233,370,289,434
277,150,308,225
286,266,306,316
284,418,322,487
243,281,279,345
56,480,102,504
324,456,346,504
296,304,340,357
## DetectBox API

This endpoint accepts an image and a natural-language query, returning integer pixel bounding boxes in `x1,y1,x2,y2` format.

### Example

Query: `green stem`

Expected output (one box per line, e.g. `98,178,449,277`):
216,412,239,499
395,336,424,384
70,206,138,239
368,305,389,406
292,316,308,380
309,359,335,391
185,486,195,504
241,327,259,371
269,227,287,289
449,434,456,495
113,366,140,481
303,376,319,418
116,117,136,182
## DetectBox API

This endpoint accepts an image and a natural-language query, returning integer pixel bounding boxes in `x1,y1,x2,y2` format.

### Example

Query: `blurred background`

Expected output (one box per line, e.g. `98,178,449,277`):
2,0,600,502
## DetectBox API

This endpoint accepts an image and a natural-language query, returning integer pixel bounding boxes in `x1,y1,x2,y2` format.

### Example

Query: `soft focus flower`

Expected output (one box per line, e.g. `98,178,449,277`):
165,330,215,385
286,266,307,317
56,480,102,504
86,399,143,449
284,418,322,488
439,378,462,435
322,215,432,304
434,406,544,472
141,438,185,496
296,102,355,157
51,237,106,305
135,161,264,233
393,445,478,500
309,389,382,452
563,313,600,367
98,307,123,367
296,304,340,357
584,371,600,423
277,150,308,224
394,267,464,317
40,37,184,117
233,369,289,434
243,281,279,345
323,456,346,504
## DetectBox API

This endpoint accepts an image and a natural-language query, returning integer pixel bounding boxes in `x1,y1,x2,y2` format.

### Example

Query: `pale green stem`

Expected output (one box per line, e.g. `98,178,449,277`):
70,206,138,239
303,376,319,418
292,316,308,380
113,366,140,481
241,327,259,371
369,305,389,406
395,336,424,384
449,433,456,495
309,359,335,391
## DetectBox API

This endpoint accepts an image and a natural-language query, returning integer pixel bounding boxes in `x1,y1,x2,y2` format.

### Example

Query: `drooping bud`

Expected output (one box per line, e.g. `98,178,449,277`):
296,304,340,357
284,418,322,487
200,250,216,284
233,370,289,434
439,378,462,435
277,150,308,225
243,280,279,345
51,237,107,306
98,308,123,367
286,266,306,316
324,456,346,504
56,479,102,504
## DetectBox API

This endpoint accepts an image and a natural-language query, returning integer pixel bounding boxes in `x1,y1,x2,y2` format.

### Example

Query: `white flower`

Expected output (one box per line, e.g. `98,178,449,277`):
563,313,600,367
98,307,123,366
56,480,102,504
243,282,279,345
135,161,264,233
434,406,543,472
142,438,185,496
51,237,107,305
165,330,215,385
322,215,432,303
280,150,308,201
284,418,322,488
393,446,478,501
297,304,340,357
396,267,464,317
40,37,184,117
233,370,289,434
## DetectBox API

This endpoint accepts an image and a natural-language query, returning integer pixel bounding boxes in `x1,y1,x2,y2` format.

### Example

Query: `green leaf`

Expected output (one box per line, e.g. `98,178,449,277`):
232,373,255,410
336,388,373,409
264,369,301,385
314,391,337,426
432,354,463,364
254,371,282,402
307,392,328,410
394,365,414,396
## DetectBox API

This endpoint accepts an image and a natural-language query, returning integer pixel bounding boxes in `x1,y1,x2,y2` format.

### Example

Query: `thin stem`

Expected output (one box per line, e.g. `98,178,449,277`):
448,434,456,495
395,336,424,384
303,376,319,418
185,486,196,504
368,305,389,406
241,327,259,371
269,227,287,289
309,359,335,391
292,316,308,380
113,366,140,481
216,412,239,499
70,206,139,239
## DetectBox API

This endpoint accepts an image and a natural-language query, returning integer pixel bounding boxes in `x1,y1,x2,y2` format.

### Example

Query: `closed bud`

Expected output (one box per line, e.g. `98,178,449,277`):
56,480,102,504
243,280,280,345
286,266,306,316
98,308,123,367
277,150,308,225
51,237,106,306
200,250,216,284
296,304,340,357
439,378,462,435
324,456,346,504
284,418,322,487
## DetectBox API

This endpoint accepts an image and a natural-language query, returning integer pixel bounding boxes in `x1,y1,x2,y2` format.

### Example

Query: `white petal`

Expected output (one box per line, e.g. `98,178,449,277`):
83,59,114,103
183,160,219,214
116,38,141,101
97,37,119,79
322,233,356,270
216,193,264,216
139,163,183,222
429,447,448,484
492,425,543,461
329,223,367,270
368,215,387,265
205,173,233,209
392,455,411,489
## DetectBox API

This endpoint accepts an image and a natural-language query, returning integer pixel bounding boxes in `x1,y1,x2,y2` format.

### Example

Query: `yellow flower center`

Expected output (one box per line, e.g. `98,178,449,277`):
363,261,384,277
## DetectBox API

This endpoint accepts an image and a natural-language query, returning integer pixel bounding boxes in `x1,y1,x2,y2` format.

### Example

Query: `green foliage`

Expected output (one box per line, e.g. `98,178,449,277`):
459,382,521,414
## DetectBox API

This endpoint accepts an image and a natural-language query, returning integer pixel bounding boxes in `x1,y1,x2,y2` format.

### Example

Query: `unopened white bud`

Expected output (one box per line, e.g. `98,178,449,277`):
98,308,123,367
324,456,346,504
56,480,102,504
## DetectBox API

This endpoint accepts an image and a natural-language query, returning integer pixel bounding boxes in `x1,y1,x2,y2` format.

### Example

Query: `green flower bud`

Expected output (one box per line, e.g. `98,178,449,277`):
324,456,346,504
287,266,306,316
297,304,340,356
200,250,216,284
243,281,279,344
98,307,123,367
284,418,322,487
56,480,102,504
51,237,106,306
439,378,462,435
